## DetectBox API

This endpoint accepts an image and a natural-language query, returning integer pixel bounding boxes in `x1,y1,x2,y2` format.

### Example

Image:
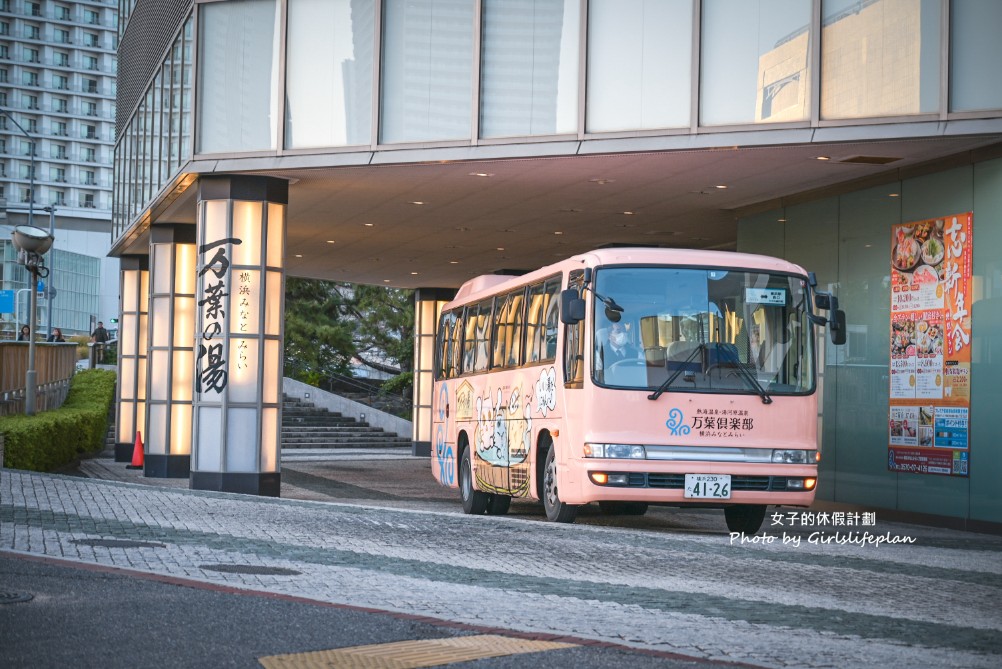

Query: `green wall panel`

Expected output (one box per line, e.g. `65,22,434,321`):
971,158,1002,523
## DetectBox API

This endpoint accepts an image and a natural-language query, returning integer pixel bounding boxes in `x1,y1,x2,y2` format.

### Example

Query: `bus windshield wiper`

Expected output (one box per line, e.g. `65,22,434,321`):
714,343,773,404
647,343,705,401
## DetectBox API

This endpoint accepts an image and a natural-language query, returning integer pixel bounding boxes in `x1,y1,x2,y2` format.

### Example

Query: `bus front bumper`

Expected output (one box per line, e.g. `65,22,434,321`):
560,460,818,507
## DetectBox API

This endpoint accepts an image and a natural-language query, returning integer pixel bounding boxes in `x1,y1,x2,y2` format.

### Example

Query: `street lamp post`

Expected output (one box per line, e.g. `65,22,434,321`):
10,226,54,415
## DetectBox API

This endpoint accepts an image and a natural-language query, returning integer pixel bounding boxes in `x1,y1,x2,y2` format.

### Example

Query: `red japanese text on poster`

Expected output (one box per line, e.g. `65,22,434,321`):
888,213,972,476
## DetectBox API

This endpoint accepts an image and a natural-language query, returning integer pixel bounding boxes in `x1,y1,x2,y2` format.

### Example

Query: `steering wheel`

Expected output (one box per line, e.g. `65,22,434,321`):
607,358,646,372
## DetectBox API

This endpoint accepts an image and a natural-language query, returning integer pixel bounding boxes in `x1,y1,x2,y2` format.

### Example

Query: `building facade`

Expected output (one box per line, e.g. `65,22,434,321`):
112,0,1001,525
1,0,120,337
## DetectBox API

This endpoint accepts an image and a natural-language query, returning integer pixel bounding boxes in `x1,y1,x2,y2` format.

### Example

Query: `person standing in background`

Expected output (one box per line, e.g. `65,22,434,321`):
90,321,109,344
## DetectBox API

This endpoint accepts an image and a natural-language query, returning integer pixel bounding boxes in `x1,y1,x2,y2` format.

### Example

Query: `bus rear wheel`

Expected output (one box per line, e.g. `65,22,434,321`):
460,448,489,515
543,447,578,523
724,504,766,534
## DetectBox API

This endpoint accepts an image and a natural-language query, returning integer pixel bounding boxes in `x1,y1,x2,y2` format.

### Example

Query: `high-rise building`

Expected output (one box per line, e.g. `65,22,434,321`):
0,0,119,337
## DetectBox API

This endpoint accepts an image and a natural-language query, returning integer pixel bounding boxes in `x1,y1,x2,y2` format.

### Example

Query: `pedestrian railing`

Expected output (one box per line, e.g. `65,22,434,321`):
0,342,79,416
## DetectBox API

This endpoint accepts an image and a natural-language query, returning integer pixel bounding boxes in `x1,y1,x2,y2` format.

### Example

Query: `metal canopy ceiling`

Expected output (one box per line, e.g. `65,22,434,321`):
149,132,1002,289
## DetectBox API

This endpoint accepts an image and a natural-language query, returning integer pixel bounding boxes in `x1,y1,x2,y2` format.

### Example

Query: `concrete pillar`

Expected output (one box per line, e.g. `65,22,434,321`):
114,255,149,462
411,288,454,456
190,176,287,496
145,225,196,478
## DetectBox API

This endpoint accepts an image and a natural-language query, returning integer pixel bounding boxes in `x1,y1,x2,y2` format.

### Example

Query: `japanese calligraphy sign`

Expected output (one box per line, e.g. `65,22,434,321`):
888,213,972,476
196,236,242,395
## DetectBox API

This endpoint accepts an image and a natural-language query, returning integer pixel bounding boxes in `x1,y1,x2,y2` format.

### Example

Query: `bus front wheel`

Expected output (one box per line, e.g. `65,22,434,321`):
460,448,489,515
724,504,766,534
543,447,578,523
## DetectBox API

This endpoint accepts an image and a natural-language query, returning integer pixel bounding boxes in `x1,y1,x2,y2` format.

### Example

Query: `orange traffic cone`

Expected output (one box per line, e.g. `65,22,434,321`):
126,431,144,470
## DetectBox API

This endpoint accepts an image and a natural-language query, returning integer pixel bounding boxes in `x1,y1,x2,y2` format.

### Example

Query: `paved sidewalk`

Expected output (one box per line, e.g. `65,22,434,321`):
3,460,1001,669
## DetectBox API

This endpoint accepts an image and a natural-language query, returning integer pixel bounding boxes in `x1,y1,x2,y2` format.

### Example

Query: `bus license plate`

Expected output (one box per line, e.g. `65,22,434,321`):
684,474,731,499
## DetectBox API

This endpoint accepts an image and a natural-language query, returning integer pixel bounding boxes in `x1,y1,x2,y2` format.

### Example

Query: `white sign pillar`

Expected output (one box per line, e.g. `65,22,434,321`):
114,255,149,462
412,288,454,456
145,225,196,478
190,176,287,496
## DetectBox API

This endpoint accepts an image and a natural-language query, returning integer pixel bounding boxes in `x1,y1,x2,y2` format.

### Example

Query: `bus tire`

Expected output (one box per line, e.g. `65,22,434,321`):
486,494,511,515
724,504,767,534
598,501,648,516
543,447,578,523
460,448,489,515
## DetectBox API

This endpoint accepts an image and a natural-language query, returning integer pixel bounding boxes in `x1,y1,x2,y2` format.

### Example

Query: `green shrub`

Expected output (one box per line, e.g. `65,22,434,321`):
0,369,116,472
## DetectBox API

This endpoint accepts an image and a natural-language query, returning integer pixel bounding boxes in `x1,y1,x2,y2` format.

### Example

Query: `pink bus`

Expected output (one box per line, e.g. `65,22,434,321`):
431,248,845,533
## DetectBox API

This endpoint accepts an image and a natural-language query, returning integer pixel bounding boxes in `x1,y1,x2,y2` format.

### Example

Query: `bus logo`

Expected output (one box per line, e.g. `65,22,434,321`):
666,408,691,436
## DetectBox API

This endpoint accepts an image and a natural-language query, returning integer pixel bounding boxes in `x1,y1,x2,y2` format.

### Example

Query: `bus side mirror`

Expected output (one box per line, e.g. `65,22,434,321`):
560,288,585,324
814,293,834,310
829,309,847,345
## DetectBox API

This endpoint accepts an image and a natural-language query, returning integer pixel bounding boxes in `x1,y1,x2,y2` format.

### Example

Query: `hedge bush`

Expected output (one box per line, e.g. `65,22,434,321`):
0,369,117,472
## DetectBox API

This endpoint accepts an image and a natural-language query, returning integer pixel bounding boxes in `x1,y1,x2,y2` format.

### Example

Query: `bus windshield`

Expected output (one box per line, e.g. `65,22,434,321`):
592,267,815,396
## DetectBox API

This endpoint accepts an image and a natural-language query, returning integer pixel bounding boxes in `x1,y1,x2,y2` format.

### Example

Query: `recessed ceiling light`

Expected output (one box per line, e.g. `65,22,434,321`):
554,231,563,235
889,193,900,197
496,247,505,251
865,244,872,248
410,272,419,275
383,279,391,283
623,211,634,215
449,260,459,264
816,156,831,161
295,254,303,258
326,240,336,244
714,185,728,189
411,201,424,205
778,218,787,222
364,223,374,227
469,172,493,177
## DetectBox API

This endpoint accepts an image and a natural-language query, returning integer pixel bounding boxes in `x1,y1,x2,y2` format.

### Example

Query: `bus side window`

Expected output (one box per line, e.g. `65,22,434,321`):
449,309,463,378
542,278,560,361
508,289,525,367
435,311,453,380
462,305,479,374
472,299,492,373
563,271,585,385
492,292,512,369
492,289,526,370
525,282,546,363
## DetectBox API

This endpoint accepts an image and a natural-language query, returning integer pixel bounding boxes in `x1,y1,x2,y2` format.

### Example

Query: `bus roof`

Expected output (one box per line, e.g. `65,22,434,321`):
448,247,809,307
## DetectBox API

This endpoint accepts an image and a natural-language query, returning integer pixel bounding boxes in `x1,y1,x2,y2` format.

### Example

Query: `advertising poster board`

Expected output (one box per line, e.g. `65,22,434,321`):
888,213,972,476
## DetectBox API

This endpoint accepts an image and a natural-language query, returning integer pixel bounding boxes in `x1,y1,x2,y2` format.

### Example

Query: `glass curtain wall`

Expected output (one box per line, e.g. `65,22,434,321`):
197,0,281,153
821,0,941,119
949,0,1002,113
700,0,813,126
479,0,580,138
284,0,375,148
379,0,476,143
113,16,193,240
586,0,692,133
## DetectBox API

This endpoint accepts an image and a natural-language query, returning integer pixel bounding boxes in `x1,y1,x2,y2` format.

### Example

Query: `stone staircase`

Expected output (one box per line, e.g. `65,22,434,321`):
99,395,412,453
281,394,412,449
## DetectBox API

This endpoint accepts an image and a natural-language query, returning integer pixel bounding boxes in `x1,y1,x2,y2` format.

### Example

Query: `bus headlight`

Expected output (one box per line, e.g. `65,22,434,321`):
772,449,816,464
584,443,646,459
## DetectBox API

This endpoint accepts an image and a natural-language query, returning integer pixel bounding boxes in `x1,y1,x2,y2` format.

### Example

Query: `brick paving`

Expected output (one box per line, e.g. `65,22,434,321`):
2,456,1001,668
